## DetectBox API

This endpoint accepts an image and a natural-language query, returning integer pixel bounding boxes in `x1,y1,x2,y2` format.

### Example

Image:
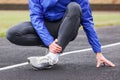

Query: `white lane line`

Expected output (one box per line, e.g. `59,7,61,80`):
0,62,28,71
0,42,120,71
61,42,120,56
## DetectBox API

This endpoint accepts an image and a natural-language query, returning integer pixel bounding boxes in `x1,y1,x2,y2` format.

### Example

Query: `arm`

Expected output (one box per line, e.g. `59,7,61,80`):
29,0,62,53
29,0,54,46
77,0,101,53
76,0,115,67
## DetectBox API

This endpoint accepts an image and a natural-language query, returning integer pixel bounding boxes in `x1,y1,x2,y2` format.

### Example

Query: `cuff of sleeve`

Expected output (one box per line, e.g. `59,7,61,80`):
94,48,102,54
43,37,54,47
45,40,53,47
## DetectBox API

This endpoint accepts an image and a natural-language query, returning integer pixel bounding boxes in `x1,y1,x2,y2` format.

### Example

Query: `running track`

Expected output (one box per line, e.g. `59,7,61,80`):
0,26,120,80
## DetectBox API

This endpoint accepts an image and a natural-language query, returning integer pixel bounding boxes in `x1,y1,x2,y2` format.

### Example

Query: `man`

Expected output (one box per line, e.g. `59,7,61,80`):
6,0,115,70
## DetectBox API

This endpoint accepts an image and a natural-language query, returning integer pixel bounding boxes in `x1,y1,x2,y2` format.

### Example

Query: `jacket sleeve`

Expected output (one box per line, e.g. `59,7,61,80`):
29,0,54,46
76,0,101,53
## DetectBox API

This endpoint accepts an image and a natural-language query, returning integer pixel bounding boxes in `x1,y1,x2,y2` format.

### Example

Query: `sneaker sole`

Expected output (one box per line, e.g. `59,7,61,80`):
28,59,53,70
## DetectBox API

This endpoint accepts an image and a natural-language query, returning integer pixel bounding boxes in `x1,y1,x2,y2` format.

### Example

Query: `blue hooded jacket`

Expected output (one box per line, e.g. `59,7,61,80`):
29,0,101,53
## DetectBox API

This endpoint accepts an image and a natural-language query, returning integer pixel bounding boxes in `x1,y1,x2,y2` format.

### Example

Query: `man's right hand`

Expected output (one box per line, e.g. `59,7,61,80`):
49,39,62,53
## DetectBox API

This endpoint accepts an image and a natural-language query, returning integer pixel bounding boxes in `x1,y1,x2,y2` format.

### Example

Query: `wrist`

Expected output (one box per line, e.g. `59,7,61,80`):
96,52,103,57
96,52,102,55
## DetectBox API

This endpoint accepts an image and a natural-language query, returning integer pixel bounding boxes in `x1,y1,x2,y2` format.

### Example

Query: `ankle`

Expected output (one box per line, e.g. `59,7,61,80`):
46,52,59,57
46,52,60,64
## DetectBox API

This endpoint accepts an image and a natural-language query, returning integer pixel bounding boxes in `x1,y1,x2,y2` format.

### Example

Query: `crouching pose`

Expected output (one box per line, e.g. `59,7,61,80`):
6,0,115,69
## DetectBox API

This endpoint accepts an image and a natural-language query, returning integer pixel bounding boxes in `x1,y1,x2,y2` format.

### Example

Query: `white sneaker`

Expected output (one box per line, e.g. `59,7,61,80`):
27,56,56,70
46,52,59,65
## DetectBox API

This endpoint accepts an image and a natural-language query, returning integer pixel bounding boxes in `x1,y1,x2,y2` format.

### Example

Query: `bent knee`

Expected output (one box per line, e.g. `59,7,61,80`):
6,27,18,43
67,2,82,17
6,28,14,41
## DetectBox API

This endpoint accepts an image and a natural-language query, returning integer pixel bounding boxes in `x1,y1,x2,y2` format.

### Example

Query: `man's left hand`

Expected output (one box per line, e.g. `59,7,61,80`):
96,53,116,68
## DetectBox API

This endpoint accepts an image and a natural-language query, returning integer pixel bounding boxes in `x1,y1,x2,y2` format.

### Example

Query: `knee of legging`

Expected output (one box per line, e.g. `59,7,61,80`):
66,2,82,17
6,27,18,42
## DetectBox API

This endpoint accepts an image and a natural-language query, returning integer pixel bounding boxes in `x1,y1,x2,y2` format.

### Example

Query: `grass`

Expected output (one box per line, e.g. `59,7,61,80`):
93,11,120,27
0,10,120,37
0,10,29,37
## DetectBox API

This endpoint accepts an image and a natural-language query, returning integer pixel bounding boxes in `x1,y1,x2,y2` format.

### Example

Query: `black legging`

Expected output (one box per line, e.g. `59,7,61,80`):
6,2,82,51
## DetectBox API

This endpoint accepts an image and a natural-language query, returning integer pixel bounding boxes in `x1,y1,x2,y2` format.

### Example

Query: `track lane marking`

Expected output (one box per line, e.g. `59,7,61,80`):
0,42,120,71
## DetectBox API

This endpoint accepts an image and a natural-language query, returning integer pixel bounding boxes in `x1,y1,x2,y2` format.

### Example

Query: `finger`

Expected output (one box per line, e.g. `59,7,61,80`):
96,60,102,68
54,42,62,49
49,44,57,53
51,44,62,51
51,48,61,53
52,42,62,50
50,46,60,53
103,59,115,67
50,44,62,53
54,39,62,49
55,48,62,53
54,39,58,43
54,44,62,50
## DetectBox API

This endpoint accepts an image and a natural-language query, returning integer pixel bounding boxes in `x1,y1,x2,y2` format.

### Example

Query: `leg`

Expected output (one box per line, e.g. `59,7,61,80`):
44,19,61,39
57,2,82,51
26,20,62,70
26,2,82,70
6,21,45,46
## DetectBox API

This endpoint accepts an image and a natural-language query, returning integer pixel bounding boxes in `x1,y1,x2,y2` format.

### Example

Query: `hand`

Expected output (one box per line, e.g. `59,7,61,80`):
96,53,115,68
49,39,62,53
